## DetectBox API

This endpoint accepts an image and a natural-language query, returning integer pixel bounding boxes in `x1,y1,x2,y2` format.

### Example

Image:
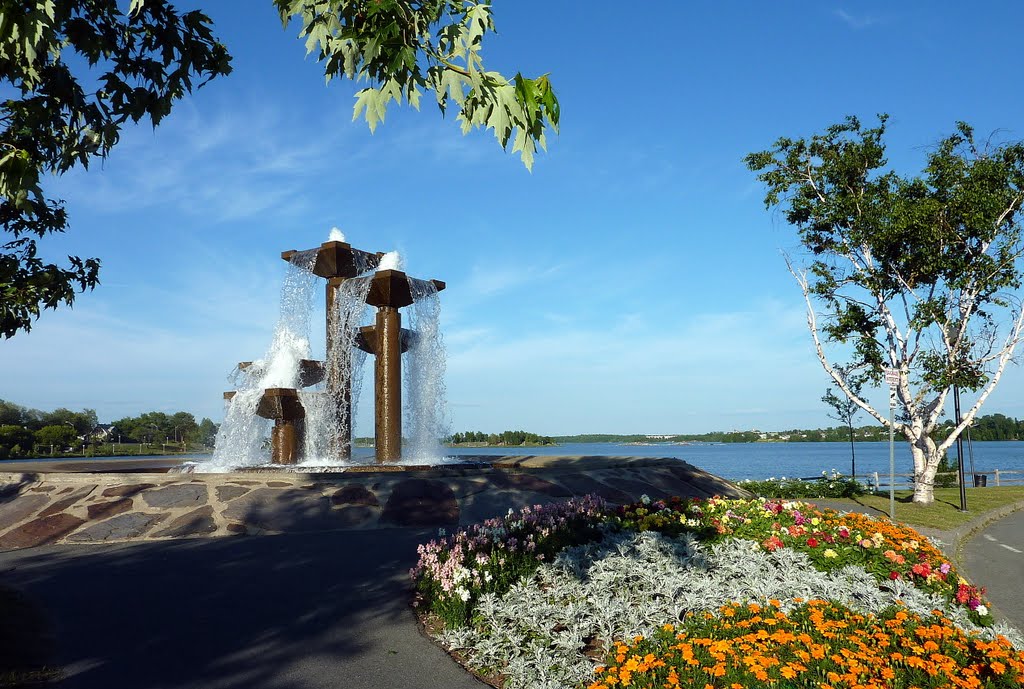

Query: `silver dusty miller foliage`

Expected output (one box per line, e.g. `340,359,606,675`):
437,531,1024,689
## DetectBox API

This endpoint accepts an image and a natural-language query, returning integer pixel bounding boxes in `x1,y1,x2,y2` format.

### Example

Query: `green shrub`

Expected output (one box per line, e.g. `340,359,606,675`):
738,470,866,499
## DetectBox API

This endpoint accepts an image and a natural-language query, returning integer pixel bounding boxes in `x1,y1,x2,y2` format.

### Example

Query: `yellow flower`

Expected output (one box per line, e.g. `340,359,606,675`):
823,549,838,559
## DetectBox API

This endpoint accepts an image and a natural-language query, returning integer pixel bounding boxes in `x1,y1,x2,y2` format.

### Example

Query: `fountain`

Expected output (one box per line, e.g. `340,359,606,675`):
201,235,446,470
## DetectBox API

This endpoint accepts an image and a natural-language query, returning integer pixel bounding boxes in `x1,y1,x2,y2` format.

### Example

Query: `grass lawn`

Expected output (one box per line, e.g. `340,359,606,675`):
826,486,1024,531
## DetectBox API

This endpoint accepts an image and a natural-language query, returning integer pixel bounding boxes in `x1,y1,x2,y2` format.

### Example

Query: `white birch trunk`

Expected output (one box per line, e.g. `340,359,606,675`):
910,437,940,505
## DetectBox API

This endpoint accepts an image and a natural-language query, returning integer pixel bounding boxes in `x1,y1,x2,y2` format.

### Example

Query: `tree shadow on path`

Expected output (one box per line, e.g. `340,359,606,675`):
0,528,484,689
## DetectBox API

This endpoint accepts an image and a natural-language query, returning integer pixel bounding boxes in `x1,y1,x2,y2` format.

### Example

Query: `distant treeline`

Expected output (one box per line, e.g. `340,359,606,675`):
936,413,1024,441
449,430,555,446
554,432,771,443
0,399,218,459
555,413,1024,444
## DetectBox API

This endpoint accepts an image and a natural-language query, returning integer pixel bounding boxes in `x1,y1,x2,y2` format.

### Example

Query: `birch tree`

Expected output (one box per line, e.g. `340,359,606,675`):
746,115,1024,504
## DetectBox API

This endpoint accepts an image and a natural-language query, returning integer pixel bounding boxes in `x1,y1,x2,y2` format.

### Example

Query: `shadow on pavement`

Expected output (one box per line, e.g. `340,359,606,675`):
0,528,482,689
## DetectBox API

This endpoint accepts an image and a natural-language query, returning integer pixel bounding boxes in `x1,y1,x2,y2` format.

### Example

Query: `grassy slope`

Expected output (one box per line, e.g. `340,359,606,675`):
826,486,1024,530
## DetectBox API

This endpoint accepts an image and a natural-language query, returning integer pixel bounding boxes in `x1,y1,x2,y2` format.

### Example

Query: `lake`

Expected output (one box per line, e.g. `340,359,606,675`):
444,440,1024,482
27,440,1024,483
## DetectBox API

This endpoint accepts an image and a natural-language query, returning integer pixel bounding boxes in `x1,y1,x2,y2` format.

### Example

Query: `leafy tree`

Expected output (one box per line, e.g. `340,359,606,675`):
276,0,559,169
40,407,97,435
747,115,1024,504
194,417,218,446
0,424,34,458
0,399,30,426
34,424,77,450
822,365,864,478
0,0,232,337
168,410,197,442
3,0,557,338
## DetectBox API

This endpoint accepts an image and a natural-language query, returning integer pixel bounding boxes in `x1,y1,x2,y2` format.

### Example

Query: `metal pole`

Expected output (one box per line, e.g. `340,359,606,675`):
955,386,967,512
375,306,402,462
889,404,895,521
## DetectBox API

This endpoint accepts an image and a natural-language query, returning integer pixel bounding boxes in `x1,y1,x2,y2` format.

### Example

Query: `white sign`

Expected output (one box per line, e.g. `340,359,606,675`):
889,387,898,409
884,368,900,386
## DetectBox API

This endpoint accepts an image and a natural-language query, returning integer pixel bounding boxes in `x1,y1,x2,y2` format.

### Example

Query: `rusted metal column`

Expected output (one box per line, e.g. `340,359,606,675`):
325,276,352,460
271,420,302,464
375,306,402,462
256,388,305,465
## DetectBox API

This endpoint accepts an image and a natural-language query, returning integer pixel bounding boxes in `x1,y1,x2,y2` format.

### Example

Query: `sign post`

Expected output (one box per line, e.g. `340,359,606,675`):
884,368,900,521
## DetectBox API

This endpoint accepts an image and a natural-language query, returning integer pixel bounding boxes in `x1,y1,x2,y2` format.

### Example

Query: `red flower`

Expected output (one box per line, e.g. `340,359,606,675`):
763,535,784,552
807,537,819,548
889,571,901,580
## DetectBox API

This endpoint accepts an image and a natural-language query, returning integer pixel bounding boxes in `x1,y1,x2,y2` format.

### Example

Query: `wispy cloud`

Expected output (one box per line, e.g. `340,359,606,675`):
441,298,829,433
463,261,565,298
49,96,357,224
834,9,882,30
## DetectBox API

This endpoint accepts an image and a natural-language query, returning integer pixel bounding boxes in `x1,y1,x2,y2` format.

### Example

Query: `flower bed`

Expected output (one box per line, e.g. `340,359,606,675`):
611,496,990,622
590,602,1023,689
410,494,608,628
412,496,1024,689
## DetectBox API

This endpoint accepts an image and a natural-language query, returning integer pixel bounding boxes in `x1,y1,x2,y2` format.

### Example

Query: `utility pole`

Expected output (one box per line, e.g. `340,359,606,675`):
954,386,968,512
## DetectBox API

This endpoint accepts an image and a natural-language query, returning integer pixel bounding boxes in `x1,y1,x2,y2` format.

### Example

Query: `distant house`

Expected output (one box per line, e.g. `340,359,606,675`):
89,424,121,442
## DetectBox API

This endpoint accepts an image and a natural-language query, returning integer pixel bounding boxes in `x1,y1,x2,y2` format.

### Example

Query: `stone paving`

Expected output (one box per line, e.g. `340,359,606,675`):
0,456,748,551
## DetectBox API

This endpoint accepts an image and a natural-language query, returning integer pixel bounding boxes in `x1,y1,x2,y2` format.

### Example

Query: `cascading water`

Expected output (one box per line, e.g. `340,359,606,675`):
192,235,449,471
299,275,373,465
204,251,319,470
402,277,449,462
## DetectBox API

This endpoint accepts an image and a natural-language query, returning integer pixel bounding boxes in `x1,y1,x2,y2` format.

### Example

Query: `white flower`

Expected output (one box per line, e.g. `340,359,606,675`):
977,605,989,616
456,587,470,602
640,494,651,505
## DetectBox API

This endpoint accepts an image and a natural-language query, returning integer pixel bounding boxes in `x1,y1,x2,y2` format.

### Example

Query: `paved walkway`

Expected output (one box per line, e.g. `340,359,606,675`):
0,528,487,689
963,510,1024,630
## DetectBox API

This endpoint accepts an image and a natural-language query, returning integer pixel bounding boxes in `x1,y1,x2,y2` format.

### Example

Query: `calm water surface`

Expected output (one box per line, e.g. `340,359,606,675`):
40,442,1024,482
446,441,1024,482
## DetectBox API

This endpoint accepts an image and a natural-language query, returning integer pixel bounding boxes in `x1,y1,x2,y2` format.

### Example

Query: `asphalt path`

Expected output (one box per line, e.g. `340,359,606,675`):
963,509,1024,631
0,529,486,689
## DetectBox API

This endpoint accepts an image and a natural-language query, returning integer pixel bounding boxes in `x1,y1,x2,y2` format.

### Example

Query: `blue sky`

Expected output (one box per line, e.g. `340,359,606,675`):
5,1,1024,435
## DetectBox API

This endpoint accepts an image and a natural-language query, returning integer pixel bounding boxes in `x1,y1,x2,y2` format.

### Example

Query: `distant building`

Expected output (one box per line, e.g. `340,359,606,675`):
89,424,121,442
